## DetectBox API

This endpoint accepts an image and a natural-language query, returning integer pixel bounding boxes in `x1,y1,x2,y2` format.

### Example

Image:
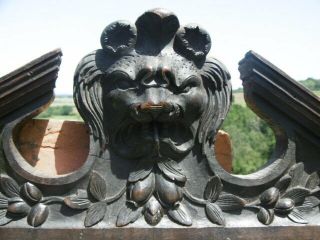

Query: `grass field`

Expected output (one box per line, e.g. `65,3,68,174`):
51,96,75,106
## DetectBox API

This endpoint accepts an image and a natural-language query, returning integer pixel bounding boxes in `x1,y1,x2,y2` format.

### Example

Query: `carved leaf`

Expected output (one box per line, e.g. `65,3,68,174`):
89,171,107,201
0,175,20,197
116,204,143,227
128,160,153,183
157,160,186,183
305,172,320,190
84,202,106,227
216,193,246,211
64,190,91,210
27,203,49,227
205,203,225,226
0,209,12,226
0,193,8,209
305,196,320,207
296,196,320,212
288,163,304,188
275,175,292,194
20,182,42,203
287,208,308,224
282,187,310,204
257,208,274,225
167,203,192,226
204,176,223,202
144,196,163,226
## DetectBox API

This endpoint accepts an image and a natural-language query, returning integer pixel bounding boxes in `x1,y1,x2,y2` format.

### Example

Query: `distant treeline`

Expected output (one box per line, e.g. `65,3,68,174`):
233,78,320,93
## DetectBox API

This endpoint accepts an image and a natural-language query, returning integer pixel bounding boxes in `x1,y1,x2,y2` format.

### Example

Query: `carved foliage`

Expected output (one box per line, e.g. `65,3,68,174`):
184,176,246,226
64,171,125,227
118,159,190,227
0,175,54,227
254,163,320,225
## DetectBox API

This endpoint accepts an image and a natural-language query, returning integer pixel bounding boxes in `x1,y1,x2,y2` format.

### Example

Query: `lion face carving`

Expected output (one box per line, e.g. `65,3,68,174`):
101,53,208,160
73,8,232,226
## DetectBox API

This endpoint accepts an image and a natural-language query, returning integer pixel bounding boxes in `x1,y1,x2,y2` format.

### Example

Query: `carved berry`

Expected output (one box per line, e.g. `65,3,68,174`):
20,182,42,203
27,203,49,227
129,173,155,204
7,201,30,215
260,187,280,207
274,198,295,214
155,173,183,207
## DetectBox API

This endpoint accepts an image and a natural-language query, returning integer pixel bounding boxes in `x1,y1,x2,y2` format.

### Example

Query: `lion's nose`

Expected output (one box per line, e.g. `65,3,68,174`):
139,67,172,88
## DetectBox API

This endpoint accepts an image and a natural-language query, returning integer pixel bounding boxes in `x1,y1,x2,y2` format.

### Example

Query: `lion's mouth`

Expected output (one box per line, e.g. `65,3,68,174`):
130,102,182,123
110,102,194,160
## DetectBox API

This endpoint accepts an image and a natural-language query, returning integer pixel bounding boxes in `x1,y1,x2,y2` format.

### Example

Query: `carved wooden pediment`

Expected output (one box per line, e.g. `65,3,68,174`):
1,8,320,240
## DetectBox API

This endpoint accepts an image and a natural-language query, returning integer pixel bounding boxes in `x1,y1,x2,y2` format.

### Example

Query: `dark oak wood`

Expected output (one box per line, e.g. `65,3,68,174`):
0,8,320,240
1,226,320,240
0,49,62,126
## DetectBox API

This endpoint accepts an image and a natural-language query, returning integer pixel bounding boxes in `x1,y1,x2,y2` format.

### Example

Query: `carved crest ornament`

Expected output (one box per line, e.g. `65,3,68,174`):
1,8,320,239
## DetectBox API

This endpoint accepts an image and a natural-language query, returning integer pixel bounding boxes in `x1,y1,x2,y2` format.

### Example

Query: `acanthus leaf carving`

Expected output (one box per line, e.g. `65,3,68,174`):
0,209,12,226
305,172,320,190
287,208,308,224
157,160,186,183
288,162,305,188
64,190,91,210
84,202,107,227
205,203,225,226
274,174,292,194
204,176,223,202
296,196,320,212
116,203,143,227
0,174,20,198
144,196,163,226
0,193,8,209
89,171,108,201
282,187,311,205
128,160,153,183
216,194,246,211
167,203,192,226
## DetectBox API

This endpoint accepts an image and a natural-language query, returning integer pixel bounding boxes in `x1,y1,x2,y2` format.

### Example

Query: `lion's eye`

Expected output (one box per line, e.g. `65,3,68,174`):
111,71,135,90
180,76,200,93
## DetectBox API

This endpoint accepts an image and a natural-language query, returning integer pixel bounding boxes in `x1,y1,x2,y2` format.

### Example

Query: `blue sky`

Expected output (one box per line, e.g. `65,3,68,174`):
0,0,319,94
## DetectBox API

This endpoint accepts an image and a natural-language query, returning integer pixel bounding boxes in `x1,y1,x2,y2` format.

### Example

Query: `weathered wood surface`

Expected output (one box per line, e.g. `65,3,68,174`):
0,8,320,240
1,226,320,240
0,49,62,126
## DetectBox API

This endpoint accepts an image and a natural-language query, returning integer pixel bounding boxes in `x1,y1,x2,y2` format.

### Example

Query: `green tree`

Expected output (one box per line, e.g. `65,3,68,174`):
222,104,275,174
